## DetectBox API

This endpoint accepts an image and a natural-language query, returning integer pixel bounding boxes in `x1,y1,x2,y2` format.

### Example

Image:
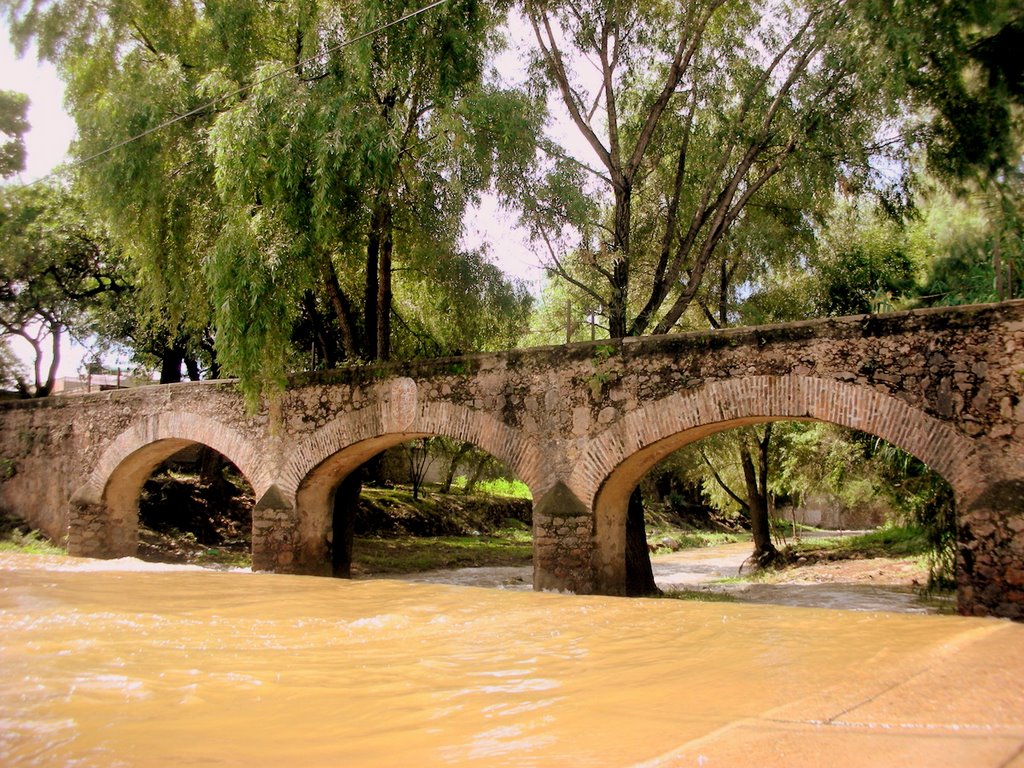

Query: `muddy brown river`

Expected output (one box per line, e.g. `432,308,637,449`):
2,552,1022,766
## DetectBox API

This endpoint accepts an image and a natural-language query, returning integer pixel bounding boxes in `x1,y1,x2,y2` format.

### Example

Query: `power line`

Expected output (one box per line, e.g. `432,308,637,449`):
31,0,449,186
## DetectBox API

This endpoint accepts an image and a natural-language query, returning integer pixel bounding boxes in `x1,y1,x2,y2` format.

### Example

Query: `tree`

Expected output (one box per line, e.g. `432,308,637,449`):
5,0,529,400
513,0,904,592
0,183,126,396
689,426,780,567
910,182,1023,306
0,342,26,392
406,438,433,501
0,90,28,178
518,0,899,337
864,0,1023,181
811,200,920,316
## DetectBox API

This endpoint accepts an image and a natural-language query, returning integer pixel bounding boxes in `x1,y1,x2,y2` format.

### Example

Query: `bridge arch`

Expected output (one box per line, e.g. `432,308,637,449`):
69,412,269,559
570,375,982,594
266,399,543,574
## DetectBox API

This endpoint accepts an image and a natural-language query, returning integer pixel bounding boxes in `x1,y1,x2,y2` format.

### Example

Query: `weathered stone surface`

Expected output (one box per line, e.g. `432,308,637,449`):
1,300,1022,618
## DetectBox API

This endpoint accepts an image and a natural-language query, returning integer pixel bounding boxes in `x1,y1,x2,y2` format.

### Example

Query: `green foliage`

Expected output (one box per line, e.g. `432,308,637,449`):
911,184,1024,306
0,528,65,555
863,0,1024,180
774,423,882,510
811,201,921,316
449,476,532,500
0,182,126,395
867,439,957,590
353,530,532,575
523,276,608,346
791,525,932,559
659,589,738,603
0,343,26,391
649,531,747,554
4,0,531,399
390,247,533,358
0,89,29,177
0,510,64,554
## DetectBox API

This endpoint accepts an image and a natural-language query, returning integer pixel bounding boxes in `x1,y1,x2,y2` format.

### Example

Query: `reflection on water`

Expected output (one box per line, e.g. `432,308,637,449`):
1,552,1022,767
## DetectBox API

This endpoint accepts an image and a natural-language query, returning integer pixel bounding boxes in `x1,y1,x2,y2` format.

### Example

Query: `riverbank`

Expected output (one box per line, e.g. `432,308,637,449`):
2,505,951,613
396,537,949,614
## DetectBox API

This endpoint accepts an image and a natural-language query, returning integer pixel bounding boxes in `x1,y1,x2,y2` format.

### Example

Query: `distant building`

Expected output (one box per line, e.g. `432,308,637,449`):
52,371,155,395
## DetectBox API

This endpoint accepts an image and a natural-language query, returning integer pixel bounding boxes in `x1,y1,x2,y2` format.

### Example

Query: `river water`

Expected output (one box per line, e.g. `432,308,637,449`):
2,552,1023,767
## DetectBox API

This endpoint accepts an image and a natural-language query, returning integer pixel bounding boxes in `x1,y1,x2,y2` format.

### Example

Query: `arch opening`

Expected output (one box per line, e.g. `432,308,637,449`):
100,438,257,566
293,434,535,583
593,416,958,607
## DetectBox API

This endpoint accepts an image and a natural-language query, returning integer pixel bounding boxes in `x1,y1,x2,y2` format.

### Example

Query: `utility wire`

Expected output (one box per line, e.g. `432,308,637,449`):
30,0,449,186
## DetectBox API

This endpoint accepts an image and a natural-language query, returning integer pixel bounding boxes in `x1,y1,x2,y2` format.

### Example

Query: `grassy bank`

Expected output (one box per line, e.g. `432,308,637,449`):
353,528,533,575
0,510,65,555
784,525,932,562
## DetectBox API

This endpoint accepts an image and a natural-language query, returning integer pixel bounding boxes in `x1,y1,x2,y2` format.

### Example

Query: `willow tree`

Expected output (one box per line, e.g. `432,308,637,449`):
5,0,252,381
514,0,904,591
5,0,530,395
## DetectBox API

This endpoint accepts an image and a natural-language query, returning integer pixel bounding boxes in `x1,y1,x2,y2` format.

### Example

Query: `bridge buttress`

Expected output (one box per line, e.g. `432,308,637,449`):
251,484,328,575
956,471,1024,620
66,485,137,559
532,481,599,594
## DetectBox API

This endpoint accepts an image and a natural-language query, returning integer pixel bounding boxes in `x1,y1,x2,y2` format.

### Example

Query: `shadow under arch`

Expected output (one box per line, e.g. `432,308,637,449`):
571,375,981,594
69,412,269,559
283,401,543,576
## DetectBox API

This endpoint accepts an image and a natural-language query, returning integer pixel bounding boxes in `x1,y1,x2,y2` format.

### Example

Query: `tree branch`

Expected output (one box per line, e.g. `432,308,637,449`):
700,449,748,512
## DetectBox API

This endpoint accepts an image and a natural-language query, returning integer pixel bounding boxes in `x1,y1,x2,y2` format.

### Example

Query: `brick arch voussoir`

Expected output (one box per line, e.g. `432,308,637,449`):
282,401,543,498
571,375,978,506
83,411,270,505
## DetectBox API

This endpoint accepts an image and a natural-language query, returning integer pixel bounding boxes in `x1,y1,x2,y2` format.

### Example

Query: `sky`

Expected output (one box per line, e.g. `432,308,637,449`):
1,33,75,183
1,19,547,382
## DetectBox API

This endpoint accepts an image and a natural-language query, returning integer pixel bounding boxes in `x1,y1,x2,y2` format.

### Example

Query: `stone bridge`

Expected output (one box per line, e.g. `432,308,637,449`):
1,301,1022,618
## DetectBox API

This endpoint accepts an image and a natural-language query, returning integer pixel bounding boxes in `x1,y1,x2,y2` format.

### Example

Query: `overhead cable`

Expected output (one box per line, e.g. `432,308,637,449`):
31,0,449,185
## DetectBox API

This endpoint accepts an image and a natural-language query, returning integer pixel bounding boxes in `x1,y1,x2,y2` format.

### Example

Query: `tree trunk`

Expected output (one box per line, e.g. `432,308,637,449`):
463,452,490,495
441,442,473,493
606,182,632,339
36,323,60,397
159,344,184,384
302,290,337,369
625,486,660,596
407,439,431,501
364,196,394,361
198,446,225,486
608,183,659,594
718,258,729,328
322,262,359,359
331,471,362,579
740,425,778,568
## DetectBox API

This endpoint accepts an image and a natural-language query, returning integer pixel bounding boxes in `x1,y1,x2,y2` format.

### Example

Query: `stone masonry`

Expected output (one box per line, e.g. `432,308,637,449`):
1,301,1022,618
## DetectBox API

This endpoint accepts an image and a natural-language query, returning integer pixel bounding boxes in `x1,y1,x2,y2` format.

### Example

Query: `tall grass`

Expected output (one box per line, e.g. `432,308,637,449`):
0,528,65,555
